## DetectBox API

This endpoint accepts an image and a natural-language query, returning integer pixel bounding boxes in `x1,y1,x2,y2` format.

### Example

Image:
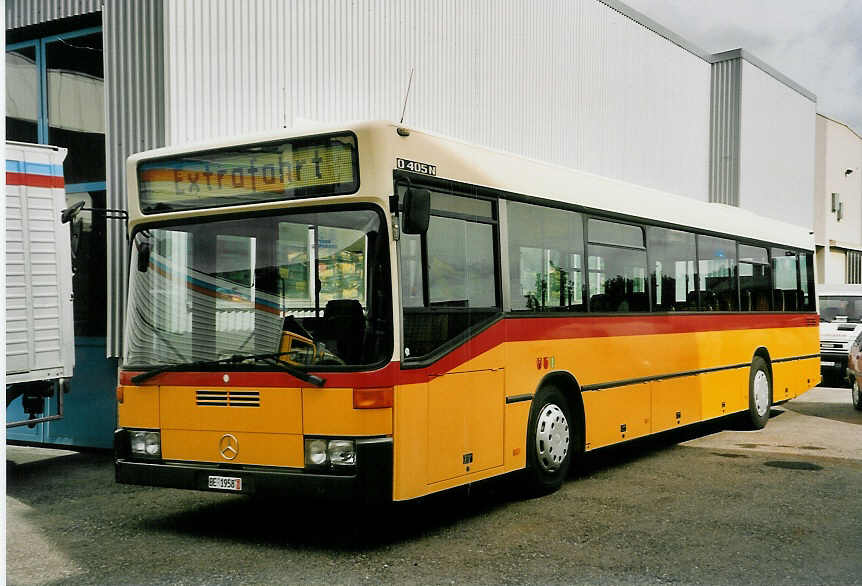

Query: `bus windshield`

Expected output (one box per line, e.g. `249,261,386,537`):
124,206,392,370
819,295,862,323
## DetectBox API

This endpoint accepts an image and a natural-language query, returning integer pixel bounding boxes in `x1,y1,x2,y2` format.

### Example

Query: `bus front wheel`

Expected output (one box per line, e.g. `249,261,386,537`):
524,385,574,495
746,356,772,429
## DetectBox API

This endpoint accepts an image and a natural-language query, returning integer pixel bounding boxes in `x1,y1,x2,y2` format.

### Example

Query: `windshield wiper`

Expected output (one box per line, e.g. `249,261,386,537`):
130,351,325,387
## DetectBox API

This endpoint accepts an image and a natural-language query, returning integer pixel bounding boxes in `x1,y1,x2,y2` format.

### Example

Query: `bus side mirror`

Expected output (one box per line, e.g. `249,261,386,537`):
137,241,151,272
402,188,430,234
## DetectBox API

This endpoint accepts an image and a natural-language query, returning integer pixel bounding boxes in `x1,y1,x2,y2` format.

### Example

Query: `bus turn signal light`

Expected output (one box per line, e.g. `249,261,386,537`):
116,387,124,404
353,387,393,409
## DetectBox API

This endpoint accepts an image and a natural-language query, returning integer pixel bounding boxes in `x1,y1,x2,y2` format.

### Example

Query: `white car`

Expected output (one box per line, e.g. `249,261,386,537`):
819,286,862,387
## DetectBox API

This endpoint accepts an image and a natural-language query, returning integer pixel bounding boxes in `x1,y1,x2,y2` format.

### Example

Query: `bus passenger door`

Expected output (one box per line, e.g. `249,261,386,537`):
398,182,504,488
426,359,505,484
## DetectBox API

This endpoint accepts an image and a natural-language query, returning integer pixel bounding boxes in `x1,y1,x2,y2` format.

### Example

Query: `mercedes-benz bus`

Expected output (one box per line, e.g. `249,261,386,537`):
114,121,819,502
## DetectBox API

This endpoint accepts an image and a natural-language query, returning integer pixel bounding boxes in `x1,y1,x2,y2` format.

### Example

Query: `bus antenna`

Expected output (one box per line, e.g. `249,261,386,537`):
400,67,415,125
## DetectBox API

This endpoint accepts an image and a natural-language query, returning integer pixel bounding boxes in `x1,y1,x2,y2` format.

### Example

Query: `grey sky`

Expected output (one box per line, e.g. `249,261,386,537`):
621,0,862,136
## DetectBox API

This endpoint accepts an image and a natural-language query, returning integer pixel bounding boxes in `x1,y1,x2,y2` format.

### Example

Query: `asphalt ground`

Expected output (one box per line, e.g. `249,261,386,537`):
6,385,862,585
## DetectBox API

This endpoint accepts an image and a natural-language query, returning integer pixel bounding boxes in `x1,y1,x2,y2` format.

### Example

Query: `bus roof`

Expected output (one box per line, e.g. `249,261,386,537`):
127,120,814,251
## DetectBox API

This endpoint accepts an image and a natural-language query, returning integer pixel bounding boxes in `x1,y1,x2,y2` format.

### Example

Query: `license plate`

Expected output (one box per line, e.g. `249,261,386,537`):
208,475,242,491
821,361,835,367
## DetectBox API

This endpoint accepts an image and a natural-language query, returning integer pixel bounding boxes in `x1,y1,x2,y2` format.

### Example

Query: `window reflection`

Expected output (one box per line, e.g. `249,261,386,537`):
698,235,738,311
67,190,107,337
46,33,105,184
6,47,38,142
508,202,584,312
647,227,697,311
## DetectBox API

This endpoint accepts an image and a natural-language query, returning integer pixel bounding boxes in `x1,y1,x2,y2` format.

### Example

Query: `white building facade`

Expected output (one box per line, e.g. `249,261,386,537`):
814,114,862,284
6,0,818,355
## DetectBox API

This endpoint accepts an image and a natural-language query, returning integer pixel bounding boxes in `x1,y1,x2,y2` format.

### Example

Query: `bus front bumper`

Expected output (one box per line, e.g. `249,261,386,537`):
114,434,393,503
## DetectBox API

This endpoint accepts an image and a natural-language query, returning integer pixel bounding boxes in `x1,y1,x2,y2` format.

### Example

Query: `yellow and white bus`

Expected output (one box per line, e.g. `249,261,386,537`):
115,121,819,501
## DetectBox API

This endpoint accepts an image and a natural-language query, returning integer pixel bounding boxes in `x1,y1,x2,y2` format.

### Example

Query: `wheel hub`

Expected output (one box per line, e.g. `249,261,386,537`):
535,403,569,472
753,370,769,416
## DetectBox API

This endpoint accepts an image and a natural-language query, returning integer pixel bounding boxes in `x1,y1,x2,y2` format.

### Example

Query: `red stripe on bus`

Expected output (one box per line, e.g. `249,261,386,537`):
6,172,64,188
119,312,816,388
119,361,401,388
505,312,816,342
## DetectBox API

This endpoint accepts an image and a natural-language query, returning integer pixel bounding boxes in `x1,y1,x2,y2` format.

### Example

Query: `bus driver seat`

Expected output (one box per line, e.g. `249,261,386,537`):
323,299,366,363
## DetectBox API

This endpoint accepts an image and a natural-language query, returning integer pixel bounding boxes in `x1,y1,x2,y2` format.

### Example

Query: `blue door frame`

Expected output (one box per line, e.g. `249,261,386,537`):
6,26,117,449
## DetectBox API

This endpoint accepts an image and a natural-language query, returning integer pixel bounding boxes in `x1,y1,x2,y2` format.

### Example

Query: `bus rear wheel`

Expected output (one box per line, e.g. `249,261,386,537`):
745,356,772,429
524,385,575,495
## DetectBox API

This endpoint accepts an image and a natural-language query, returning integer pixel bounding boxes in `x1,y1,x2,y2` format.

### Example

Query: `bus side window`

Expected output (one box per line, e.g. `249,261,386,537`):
772,248,799,311
799,251,815,311
698,235,738,311
646,226,697,312
738,244,771,311
400,186,500,360
507,201,584,312
587,219,648,313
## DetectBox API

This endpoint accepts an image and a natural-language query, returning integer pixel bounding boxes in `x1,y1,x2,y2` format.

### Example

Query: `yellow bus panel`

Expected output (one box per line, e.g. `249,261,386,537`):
162,429,303,467
582,383,652,449
117,385,160,429
426,369,504,484
302,387,392,436
159,386,302,434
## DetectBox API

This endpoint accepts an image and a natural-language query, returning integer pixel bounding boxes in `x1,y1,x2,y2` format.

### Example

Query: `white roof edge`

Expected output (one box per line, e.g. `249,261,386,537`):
711,49,817,102
396,124,814,251
126,119,370,162
818,113,862,142
819,284,862,296
597,0,714,61
827,240,862,253
128,120,815,251
6,140,67,154
599,1,816,103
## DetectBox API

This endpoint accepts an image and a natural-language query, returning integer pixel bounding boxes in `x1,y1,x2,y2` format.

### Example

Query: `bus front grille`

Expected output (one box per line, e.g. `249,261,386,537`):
196,390,260,407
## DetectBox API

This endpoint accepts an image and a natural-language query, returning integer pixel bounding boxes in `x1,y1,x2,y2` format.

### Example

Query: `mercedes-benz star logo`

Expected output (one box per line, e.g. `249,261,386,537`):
219,434,239,460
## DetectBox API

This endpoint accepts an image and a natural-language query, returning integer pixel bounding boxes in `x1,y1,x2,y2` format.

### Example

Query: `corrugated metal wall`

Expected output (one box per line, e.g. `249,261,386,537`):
709,57,741,206
162,0,712,203
6,0,101,29
103,0,166,356
847,251,862,284
738,59,816,228
7,0,818,356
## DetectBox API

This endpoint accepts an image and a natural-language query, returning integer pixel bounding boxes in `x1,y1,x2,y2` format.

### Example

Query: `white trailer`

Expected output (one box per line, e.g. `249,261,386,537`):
5,141,75,428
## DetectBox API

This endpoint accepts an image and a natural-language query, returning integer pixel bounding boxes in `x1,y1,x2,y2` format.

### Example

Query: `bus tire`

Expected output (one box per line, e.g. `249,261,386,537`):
852,377,862,411
746,356,772,429
524,385,574,495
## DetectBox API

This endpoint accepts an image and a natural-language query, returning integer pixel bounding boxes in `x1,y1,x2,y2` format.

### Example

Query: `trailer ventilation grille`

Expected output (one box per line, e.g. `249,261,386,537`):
196,390,260,407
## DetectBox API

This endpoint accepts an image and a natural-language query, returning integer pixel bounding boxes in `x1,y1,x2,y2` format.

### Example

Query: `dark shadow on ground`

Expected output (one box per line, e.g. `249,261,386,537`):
574,414,740,478
141,477,522,551
4,411,766,553
784,401,862,425
6,449,117,508
143,414,752,550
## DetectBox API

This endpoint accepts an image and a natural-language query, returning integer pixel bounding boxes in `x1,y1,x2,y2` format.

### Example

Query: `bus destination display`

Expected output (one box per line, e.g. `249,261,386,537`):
137,133,358,213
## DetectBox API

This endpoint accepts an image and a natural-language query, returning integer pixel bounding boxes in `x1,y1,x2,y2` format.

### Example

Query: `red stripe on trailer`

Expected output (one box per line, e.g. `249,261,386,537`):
6,172,65,188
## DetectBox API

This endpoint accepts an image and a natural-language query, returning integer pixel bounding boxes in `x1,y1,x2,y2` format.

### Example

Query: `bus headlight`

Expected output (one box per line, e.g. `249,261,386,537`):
129,430,161,458
305,439,328,466
327,439,356,467
304,438,356,468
